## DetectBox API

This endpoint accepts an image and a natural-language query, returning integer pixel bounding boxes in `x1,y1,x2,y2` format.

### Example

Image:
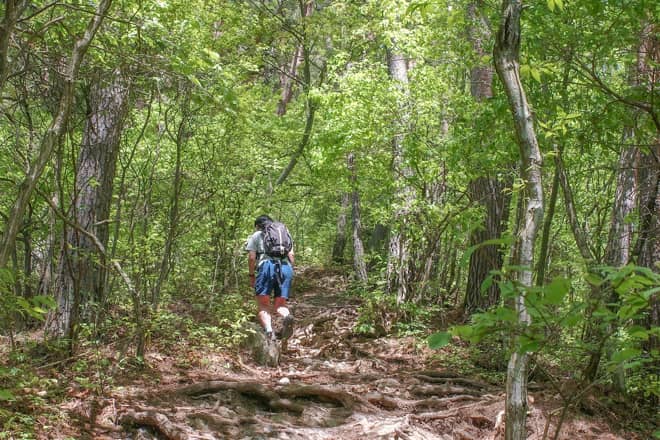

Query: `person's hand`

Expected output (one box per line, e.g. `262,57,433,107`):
249,273,255,288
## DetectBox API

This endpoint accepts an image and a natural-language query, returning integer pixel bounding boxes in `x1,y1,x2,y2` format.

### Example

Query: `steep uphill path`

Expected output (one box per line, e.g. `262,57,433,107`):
79,268,630,440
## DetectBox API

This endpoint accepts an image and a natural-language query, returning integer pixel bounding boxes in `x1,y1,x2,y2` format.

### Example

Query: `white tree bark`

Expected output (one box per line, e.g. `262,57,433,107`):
493,0,544,439
386,46,414,304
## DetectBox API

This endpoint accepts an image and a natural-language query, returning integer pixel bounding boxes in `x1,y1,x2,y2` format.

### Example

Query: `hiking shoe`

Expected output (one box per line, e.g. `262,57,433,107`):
280,315,295,340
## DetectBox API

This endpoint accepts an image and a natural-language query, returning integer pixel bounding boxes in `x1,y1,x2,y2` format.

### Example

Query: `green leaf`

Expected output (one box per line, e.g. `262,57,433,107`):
494,306,517,323
519,339,540,354
531,68,542,83
547,0,555,11
555,0,564,10
428,332,451,349
585,273,604,287
480,275,493,294
451,325,474,340
618,304,645,320
0,389,15,401
610,348,641,364
562,312,582,327
545,277,569,305
641,287,660,300
628,326,649,341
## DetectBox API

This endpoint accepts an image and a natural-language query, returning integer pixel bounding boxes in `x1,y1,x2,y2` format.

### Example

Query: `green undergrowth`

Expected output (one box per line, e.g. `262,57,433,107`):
0,289,255,438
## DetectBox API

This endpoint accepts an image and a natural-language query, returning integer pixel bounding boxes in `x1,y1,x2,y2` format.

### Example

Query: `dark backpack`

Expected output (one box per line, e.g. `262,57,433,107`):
262,221,293,258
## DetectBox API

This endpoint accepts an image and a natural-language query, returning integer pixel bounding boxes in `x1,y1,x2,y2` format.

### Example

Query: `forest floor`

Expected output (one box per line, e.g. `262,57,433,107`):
2,267,651,439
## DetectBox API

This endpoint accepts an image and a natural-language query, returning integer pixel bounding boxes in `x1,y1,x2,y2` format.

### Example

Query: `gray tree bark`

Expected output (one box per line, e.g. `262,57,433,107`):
0,0,28,93
493,0,544,438
332,193,349,264
0,0,114,269
49,70,130,339
348,153,367,282
464,177,511,313
583,22,657,384
386,46,414,304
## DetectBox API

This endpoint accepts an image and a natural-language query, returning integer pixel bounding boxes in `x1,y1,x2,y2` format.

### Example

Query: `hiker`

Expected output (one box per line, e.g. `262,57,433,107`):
245,215,295,341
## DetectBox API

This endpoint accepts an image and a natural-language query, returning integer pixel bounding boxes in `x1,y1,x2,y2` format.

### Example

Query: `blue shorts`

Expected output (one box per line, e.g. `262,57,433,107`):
255,260,294,299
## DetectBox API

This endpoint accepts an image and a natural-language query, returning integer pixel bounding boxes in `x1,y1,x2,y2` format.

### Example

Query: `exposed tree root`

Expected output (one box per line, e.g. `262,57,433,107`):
119,409,189,440
415,373,491,390
177,380,368,415
411,383,484,397
413,394,483,410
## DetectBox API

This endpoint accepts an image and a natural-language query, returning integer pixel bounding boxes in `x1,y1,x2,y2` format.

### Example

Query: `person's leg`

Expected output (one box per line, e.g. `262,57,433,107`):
275,263,294,338
255,261,275,338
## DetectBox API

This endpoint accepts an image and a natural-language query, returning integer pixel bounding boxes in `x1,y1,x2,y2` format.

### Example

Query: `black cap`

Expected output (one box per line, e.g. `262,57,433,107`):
254,215,273,229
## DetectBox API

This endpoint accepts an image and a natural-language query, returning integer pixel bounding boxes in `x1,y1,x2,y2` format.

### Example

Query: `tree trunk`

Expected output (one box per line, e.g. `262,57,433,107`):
275,91,316,187
386,46,414,304
273,1,321,189
556,150,595,262
0,0,28,94
536,149,560,286
276,1,313,116
583,22,656,383
494,0,544,438
605,143,639,268
49,70,130,339
463,1,512,315
464,176,511,314
636,143,659,348
0,0,113,269
332,193,349,264
348,153,367,282
467,0,493,102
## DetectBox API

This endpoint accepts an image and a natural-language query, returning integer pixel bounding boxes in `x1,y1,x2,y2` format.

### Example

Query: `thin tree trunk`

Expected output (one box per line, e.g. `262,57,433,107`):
0,0,113,269
348,153,367,282
332,193,349,264
386,46,414,304
273,1,321,189
536,149,560,286
274,90,316,186
493,0,544,438
0,0,28,94
276,0,313,116
636,142,659,351
555,150,595,261
152,90,189,308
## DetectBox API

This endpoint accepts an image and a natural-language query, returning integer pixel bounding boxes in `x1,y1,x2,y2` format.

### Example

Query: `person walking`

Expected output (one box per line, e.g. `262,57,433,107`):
246,215,295,341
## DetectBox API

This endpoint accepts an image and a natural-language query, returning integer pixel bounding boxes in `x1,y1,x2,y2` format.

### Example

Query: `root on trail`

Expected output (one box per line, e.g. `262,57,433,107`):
415,371,492,391
177,379,366,414
411,383,485,398
120,409,189,440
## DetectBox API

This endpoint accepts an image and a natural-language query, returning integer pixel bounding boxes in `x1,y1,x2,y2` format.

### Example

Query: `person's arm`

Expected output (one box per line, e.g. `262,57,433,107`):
287,249,295,266
248,250,257,286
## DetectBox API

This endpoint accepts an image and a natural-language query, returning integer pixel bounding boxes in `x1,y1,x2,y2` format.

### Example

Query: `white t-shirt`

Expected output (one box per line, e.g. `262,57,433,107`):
245,231,268,266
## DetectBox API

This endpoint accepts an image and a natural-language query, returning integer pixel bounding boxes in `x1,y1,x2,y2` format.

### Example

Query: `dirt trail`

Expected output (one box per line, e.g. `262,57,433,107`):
80,268,628,440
